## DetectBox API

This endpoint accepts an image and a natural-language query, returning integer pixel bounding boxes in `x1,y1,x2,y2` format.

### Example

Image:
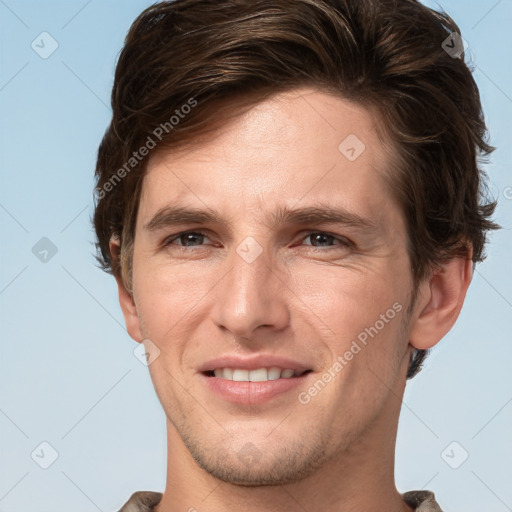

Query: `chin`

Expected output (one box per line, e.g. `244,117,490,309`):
183,431,331,487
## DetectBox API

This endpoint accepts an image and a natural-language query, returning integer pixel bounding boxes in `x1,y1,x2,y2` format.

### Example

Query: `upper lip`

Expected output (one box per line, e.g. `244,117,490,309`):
198,355,312,374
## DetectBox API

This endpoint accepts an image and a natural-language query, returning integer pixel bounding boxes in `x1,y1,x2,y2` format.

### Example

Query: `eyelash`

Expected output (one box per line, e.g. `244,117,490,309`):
162,230,353,251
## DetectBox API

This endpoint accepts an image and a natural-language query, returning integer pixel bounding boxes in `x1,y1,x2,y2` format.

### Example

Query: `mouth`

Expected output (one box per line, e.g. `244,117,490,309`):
202,367,313,381
200,366,314,405
197,355,314,404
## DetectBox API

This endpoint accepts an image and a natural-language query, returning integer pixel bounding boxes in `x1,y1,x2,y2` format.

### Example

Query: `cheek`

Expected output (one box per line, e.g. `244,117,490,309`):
291,263,404,340
292,263,410,401
132,254,214,336
316,299,408,423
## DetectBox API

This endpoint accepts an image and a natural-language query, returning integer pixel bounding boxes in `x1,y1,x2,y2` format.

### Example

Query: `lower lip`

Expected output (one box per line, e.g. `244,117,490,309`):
200,372,311,405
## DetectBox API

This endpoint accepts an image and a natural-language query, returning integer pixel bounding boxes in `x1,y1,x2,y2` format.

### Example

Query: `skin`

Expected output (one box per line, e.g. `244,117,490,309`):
112,87,473,512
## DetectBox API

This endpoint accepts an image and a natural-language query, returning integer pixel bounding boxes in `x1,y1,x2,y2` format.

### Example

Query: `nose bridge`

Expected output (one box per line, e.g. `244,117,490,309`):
212,233,289,337
229,234,275,312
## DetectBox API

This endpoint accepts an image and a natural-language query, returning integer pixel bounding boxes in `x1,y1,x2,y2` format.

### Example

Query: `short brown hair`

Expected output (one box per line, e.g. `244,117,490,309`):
93,0,499,378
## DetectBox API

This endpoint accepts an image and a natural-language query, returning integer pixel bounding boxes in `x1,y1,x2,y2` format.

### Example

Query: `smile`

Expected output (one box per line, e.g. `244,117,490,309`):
205,367,311,381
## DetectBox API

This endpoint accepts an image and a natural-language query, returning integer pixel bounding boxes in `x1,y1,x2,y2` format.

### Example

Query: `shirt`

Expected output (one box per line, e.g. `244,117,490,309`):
117,489,443,511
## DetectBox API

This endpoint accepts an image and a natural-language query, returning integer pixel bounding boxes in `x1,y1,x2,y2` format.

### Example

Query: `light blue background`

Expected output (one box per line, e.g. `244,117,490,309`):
0,1,511,511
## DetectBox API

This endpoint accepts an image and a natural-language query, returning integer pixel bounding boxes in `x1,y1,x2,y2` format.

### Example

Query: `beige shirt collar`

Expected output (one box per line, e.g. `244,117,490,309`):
118,489,444,511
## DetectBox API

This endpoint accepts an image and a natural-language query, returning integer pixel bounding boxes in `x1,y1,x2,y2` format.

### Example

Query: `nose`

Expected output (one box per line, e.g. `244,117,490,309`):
211,237,290,341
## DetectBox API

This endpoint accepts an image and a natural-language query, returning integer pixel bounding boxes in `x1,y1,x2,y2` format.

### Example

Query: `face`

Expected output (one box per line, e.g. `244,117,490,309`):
128,87,416,485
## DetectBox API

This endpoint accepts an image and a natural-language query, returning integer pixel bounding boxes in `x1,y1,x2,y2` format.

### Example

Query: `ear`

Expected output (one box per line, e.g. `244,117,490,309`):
409,252,473,350
110,238,144,343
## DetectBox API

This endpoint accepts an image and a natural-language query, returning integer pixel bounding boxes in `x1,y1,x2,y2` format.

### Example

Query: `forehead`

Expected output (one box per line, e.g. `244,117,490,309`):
137,87,399,230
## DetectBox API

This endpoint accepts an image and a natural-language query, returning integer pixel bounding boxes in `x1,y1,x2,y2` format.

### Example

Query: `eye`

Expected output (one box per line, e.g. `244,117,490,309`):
301,232,352,249
163,231,211,248
161,230,352,251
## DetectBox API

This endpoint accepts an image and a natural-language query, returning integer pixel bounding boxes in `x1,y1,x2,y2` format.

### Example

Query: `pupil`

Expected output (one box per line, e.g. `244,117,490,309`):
182,233,202,246
312,233,331,246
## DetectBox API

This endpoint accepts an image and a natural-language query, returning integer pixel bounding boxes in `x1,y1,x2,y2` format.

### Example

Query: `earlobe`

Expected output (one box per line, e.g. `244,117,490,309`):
409,254,473,350
109,239,144,343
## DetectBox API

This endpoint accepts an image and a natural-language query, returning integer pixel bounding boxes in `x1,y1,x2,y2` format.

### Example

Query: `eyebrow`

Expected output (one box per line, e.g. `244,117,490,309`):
143,203,379,234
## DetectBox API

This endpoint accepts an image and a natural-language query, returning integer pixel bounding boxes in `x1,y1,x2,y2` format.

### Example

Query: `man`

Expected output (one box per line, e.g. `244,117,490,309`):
93,0,499,510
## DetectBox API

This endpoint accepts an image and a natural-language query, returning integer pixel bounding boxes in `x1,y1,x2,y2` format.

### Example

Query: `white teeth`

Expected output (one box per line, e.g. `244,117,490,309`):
211,367,299,381
232,369,250,381
267,367,282,380
249,368,268,382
